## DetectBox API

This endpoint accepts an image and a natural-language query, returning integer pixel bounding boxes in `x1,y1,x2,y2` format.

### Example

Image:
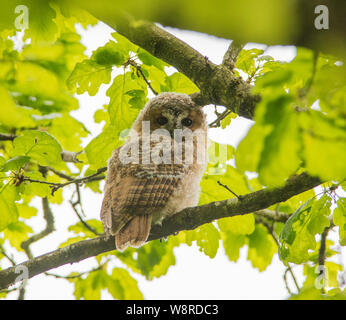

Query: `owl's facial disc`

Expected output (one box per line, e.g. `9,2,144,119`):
147,106,203,135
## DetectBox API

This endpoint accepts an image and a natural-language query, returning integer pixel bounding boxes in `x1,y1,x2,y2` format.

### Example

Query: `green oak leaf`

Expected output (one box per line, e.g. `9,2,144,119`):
108,268,143,300
106,72,148,135
67,59,112,95
12,130,63,166
333,198,346,245
235,48,264,75
179,223,220,259
0,85,35,128
3,220,33,251
0,185,19,232
279,195,331,264
92,40,127,66
0,156,31,172
161,72,199,94
85,125,121,169
257,95,301,186
247,224,277,271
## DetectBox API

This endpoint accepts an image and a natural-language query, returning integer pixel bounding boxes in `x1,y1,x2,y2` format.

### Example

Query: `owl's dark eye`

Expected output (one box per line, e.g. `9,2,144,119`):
156,116,168,125
181,118,193,127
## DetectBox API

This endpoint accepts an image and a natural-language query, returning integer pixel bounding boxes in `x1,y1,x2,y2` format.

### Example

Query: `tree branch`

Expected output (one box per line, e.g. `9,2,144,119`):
318,227,330,268
222,40,245,69
0,133,85,164
255,214,300,294
22,167,107,195
60,151,83,163
78,8,260,119
125,58,158,96
69,183,103,236
0,172,321,290
0,133,16,141
21,198,55,259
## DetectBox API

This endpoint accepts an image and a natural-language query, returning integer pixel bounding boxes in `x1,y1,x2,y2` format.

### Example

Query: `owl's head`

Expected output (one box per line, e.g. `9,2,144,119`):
132,92,207,136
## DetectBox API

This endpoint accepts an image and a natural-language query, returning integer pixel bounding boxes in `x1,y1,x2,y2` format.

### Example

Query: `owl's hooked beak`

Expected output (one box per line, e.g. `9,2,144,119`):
170,121,183,139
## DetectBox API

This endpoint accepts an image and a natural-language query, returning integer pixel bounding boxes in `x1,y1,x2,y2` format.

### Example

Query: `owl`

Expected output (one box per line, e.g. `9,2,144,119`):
100,92,208,251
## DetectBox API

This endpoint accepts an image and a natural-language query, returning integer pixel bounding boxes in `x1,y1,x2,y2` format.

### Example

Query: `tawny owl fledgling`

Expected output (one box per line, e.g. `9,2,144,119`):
100,92,208,251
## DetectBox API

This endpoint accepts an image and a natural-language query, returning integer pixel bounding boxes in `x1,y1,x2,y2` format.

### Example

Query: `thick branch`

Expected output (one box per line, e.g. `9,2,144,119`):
72,0,346,59
0,172,321,290
77,7,259,119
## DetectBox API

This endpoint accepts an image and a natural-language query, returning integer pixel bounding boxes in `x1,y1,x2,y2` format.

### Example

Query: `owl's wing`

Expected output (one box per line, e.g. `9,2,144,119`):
100,145,185,243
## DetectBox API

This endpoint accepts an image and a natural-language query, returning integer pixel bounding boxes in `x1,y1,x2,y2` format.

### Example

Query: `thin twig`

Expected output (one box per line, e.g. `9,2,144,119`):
209,109,232,128
21,198,55,259
217,180,242,200
18,194,55,300
136,65,158,96
317,226,331,294
318,227,329,268
222,40,245,69
125,58,158,95
304,50,319,96
46,167,75,181
0,247,24,299
45,259,108,279
22,167,107,195
255,214,300,294
283,268,293,296
287,264,300,293
0,247,16,266
69,183,103,236
0,133,17,141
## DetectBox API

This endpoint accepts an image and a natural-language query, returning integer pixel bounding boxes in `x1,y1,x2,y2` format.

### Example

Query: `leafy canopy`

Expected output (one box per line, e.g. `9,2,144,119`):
0,1,345,300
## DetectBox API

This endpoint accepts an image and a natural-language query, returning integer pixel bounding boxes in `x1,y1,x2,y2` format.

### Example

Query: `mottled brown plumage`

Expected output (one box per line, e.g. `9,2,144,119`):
100,92,208,251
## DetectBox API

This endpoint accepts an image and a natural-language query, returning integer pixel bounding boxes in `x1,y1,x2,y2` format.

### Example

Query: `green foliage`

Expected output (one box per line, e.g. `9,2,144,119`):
0,185,19,232
247,224,277,271
333,198,346,245
279,195,331,264
69,267,143,300
12,131,63,166
219,215,277,271
0,1,345,301
85,125,120,169
235,48,346,186
235,48,264,76
180,223,220,259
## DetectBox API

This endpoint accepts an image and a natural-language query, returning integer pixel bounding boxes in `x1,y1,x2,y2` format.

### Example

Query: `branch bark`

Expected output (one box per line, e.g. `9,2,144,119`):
73,0,346,59
222,40,245,69
0,172,321,290
77,7,260,119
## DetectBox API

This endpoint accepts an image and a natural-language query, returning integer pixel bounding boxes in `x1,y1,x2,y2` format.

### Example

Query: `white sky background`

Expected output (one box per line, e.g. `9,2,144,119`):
5,22,345,300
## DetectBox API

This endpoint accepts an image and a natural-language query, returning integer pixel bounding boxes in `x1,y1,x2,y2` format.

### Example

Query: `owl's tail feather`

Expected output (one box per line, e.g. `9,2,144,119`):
115,215,152,252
